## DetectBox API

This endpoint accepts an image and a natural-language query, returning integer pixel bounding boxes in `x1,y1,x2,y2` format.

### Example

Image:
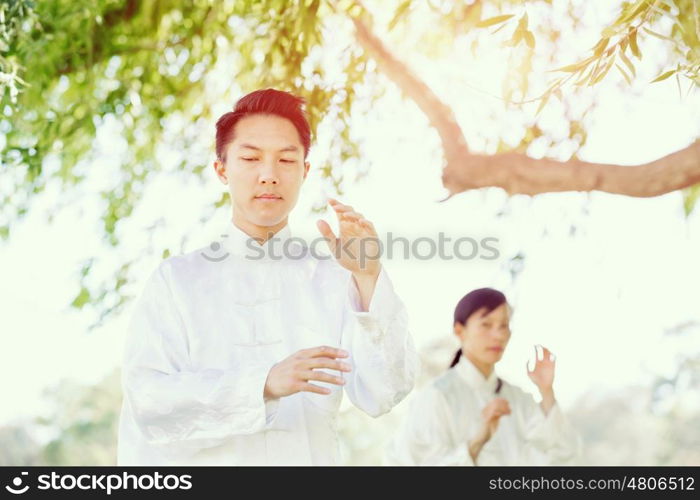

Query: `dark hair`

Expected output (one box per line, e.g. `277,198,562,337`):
449,287,508,368
215,88,311,162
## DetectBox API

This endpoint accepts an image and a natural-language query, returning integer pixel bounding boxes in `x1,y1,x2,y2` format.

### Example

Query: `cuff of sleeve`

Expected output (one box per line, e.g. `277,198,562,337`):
264,397,280,426
347,266,402,335
543,401,565,425
525,401,565,445
243,362,280,433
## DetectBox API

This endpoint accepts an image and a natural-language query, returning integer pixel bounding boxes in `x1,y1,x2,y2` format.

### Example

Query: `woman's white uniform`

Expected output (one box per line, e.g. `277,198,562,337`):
386,355,581,465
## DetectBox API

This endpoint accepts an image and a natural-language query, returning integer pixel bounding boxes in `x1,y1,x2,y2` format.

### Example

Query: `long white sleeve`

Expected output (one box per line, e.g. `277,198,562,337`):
385,385,475,465
516,390,582,464
339,266,419,417
121,262,279,456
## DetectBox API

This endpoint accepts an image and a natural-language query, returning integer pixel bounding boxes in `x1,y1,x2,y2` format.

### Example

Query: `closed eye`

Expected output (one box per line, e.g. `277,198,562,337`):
241,157,258,161
280,159,296,163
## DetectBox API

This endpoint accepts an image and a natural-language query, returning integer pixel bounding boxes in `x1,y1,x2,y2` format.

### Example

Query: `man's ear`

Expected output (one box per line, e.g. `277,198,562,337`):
214,159,228,184
453,321,464,339
303,160,310,180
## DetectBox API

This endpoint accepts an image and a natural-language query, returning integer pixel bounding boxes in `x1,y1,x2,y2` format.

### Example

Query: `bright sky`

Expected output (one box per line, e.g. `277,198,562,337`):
1,1,699,426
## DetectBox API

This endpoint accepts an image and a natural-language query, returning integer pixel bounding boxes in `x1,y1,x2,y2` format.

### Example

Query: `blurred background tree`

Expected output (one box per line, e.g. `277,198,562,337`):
2,0,699,319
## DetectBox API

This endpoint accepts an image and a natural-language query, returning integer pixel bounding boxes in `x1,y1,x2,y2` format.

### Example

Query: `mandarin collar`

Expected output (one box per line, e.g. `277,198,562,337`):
454,354,501,393
220,219,303,262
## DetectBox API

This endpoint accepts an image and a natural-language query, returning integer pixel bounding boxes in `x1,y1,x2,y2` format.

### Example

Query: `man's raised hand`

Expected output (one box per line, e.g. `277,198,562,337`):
316,198,381,278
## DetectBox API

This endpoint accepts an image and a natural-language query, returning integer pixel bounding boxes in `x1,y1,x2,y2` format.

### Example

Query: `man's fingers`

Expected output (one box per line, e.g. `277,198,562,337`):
316,220,337,245
333,205,355,213
328,198,352,211
302,357,352,372
359,218,376,231
340,210,363,218
327,199,376,234
299,382,332,395
333,207,352,226
300,370,346,386
298,345,349,359
329,199,362,222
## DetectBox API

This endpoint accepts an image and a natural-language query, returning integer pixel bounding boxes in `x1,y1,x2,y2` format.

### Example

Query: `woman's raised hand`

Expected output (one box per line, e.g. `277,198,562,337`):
526,344,555,393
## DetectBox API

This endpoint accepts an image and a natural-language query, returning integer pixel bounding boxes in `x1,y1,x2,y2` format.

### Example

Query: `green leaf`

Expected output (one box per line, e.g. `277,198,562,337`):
592,38,609,56
550,56,594,73
642,27,673,41
590,57,615,85
524,31,535,49
490,21,510,34
462,2,482,28
683,184,700,217
71,287,91,309
535,91,551,116
602,26,619,38
214,191,230,208
650,69,676,82
574,63,596,85
629,30,642,59
476,14,514,28
504,29,524,47
618,47,636,77
517,12,529,31
80,259,93,278
387,0,411,31
615,63,632,84
619,0,651,24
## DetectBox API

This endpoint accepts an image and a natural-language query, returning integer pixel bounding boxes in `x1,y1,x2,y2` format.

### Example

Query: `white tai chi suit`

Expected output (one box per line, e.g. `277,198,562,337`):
118,221,419,465
386,354,581,465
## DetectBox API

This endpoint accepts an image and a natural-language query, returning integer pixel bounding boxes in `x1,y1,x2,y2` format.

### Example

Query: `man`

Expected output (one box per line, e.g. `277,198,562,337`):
117,88,419,465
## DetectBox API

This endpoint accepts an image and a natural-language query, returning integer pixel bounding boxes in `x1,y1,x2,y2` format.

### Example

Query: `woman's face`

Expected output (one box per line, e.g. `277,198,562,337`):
455,303,511,367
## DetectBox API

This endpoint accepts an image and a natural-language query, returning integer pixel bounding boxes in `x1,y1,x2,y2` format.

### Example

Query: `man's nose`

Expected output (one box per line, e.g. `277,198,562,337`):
258,161,279,184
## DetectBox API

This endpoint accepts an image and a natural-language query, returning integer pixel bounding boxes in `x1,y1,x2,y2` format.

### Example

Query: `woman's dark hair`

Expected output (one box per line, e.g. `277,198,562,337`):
215,88,311,162
449,287,508,368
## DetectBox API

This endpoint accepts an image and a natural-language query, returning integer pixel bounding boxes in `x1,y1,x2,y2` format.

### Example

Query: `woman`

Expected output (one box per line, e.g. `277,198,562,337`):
386,287,581,465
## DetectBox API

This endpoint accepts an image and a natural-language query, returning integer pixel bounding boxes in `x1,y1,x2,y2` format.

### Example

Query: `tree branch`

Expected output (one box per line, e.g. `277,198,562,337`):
349,14,469,166
349,10,700,197
443,141,700,197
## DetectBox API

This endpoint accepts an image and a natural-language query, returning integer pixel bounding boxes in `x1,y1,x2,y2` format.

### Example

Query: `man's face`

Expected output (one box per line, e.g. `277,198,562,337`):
214,113,310,230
